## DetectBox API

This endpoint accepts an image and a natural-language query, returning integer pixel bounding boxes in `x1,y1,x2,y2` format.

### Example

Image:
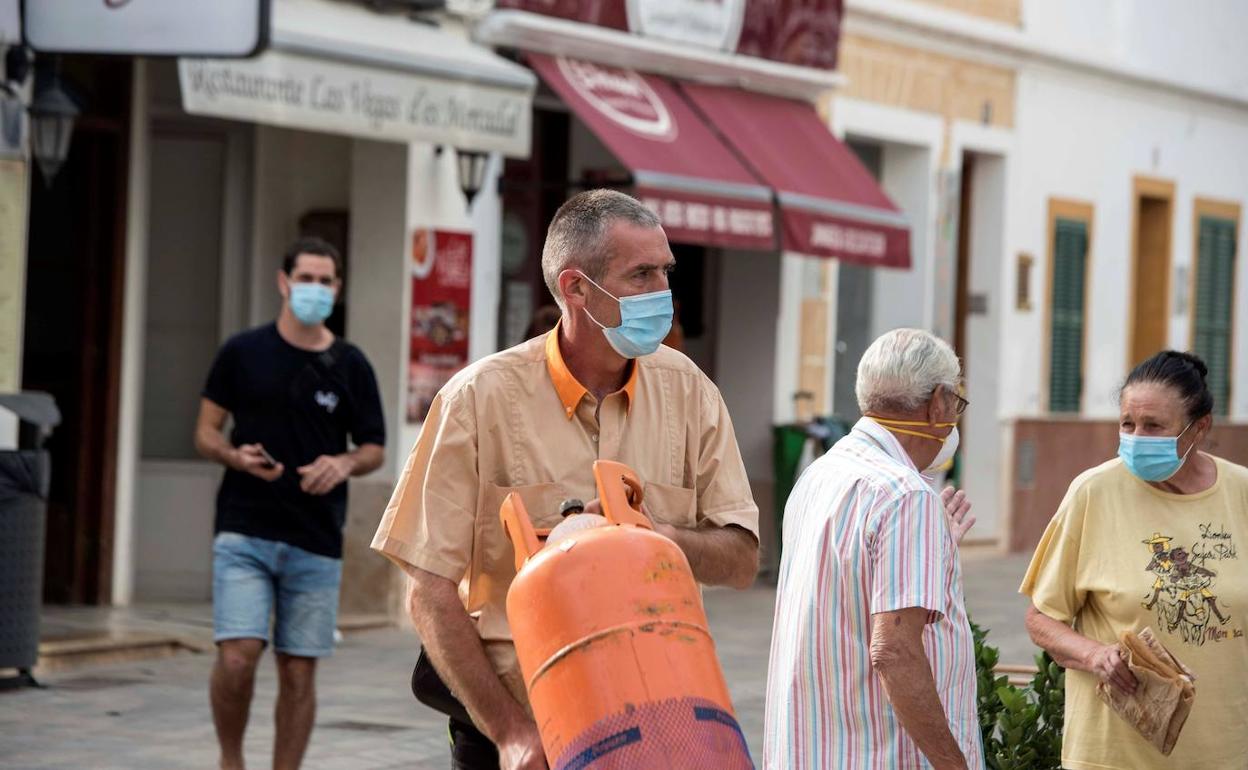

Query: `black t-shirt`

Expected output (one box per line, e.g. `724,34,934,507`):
202,323,385,558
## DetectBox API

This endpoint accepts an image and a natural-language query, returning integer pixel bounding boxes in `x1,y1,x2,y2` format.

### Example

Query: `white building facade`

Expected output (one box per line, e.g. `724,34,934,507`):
827,0,1248,550
16,0,1248,609
8,0,535,610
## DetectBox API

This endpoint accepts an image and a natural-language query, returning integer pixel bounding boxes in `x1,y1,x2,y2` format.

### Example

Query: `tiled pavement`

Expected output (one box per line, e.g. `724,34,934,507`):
0,553,1037,769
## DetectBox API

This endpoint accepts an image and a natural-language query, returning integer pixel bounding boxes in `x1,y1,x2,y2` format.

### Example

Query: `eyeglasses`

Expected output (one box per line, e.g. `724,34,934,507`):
953,392,970,416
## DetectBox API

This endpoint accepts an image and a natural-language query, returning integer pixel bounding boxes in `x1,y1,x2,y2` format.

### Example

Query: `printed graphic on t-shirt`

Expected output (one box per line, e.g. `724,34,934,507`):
1141,527,1242,646
315,390,339,414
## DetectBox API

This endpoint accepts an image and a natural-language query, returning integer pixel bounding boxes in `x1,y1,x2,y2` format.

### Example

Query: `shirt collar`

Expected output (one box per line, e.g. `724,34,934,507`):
852,416,918,472
544,321,637,419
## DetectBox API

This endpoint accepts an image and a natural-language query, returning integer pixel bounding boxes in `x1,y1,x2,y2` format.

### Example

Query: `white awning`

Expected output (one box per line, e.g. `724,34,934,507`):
179,0,535,157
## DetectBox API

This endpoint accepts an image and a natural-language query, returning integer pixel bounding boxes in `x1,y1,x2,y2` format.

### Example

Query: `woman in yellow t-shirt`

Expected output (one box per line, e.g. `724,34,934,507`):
1020,350,1248,770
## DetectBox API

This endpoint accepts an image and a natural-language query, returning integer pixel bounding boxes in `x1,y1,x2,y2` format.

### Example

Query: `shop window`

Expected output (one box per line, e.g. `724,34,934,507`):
1192,199,1240,415
1046,200,1093,413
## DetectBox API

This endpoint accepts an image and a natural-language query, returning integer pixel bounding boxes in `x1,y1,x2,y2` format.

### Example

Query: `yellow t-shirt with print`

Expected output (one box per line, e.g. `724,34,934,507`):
1020,455,1248,770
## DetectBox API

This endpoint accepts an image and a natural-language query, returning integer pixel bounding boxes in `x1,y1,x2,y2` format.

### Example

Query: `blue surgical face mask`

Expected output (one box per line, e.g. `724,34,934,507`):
289,282,335,326
577,271,673,359
1118,421,1195,482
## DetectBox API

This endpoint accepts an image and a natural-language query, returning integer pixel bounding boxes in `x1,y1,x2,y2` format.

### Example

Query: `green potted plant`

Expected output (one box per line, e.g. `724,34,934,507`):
972,620,1065,770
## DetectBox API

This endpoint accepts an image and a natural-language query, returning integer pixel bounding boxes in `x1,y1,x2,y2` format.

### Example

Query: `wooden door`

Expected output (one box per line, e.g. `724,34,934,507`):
22,57,131,604
1129,178,1175,368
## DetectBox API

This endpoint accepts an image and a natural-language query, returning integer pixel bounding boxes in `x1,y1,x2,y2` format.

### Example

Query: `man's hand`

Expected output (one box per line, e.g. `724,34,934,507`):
297,454,353,495
231,444,284,482
651,521,678,541
405,566,548,770
584,497,675,540
940,487,976,545
641,503,679,541
495,718,549,770
196,400,286,481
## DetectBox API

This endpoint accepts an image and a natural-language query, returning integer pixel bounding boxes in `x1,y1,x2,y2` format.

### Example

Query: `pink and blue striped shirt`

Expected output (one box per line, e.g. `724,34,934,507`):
763,418,982,769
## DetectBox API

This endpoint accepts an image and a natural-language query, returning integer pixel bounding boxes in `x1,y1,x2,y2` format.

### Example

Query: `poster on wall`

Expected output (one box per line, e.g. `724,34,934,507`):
407,228,472,424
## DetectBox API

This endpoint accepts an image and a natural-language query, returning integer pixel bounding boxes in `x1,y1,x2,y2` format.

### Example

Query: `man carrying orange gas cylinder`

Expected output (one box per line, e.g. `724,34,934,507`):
371,189,761,770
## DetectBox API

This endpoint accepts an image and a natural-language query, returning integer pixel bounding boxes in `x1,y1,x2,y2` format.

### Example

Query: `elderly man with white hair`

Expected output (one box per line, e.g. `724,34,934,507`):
763,328,983,770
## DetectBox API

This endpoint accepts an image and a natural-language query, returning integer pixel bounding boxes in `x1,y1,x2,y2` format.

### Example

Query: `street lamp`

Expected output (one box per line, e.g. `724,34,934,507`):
438,145,490,207
29,74,79,186
456,149,490,206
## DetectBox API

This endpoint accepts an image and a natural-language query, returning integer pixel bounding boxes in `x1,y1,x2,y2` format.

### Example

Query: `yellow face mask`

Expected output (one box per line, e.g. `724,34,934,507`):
868,416,957,443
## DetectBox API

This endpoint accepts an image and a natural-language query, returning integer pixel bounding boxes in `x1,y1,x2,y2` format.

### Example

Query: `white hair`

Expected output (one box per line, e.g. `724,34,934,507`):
855,328,962,414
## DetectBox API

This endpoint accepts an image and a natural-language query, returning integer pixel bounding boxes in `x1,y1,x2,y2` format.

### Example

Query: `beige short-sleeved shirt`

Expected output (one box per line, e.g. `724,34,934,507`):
372,327,758,703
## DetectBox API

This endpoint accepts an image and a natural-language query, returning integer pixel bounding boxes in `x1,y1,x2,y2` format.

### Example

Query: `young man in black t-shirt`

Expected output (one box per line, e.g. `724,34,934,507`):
194,236,385,770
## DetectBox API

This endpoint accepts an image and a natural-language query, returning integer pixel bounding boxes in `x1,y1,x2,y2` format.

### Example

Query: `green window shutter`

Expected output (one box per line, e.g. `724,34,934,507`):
1049,218,1088,413
1193,216,1237,416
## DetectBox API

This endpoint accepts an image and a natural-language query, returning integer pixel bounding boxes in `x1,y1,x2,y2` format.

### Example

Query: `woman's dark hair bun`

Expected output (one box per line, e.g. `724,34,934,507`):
1123,350,1214,421
1175,351,1209,380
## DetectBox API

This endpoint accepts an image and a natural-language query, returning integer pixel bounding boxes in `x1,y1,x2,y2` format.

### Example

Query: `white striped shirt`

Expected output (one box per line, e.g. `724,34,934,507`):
763,418,983,769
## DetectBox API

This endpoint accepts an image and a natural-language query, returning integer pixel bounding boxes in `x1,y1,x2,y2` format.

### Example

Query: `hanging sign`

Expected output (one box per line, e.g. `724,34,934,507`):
24,0,268,57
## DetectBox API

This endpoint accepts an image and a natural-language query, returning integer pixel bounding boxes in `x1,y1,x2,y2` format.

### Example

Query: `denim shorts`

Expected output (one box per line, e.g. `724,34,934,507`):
212,532,343,658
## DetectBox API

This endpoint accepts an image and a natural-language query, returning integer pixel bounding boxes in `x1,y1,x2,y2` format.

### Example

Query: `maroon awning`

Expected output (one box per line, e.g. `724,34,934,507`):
528,54,775,251
679,83,911,268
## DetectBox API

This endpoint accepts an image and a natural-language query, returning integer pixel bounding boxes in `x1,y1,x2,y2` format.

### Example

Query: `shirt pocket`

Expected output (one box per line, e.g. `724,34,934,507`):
473,482,568,600
642,481,697,528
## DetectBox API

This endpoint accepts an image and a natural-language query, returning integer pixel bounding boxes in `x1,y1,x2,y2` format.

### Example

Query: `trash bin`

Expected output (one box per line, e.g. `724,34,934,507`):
772,423,809,530
772,417,851,564
0,392,60,688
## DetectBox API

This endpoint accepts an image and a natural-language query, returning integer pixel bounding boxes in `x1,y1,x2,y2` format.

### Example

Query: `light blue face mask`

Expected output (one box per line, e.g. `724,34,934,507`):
578,271,673,359
289,282,335,326
1118,421,1194,482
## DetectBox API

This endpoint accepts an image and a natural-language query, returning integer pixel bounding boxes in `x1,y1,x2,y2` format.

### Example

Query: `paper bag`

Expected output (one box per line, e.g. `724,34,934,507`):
1095,627,1196,756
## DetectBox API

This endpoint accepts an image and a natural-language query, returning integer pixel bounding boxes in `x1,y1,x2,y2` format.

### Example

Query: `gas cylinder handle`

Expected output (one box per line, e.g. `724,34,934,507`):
499,492,542,571
592,460,652,529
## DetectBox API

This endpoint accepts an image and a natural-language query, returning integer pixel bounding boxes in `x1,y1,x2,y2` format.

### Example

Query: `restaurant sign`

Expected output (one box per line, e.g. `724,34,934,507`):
625,0,747,52
494,0,842,70
179,50,532,157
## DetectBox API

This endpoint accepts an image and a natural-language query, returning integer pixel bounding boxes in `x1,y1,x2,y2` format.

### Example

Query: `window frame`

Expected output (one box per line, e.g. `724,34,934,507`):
1042,198,1095,415
1189,197,1241,417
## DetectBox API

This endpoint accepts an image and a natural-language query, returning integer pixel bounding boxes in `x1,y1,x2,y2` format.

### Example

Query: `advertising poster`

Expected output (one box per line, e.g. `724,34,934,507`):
407,228,472,423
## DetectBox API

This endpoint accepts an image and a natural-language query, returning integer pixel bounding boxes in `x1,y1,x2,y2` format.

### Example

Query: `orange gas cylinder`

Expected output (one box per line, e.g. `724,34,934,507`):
500,460,754,770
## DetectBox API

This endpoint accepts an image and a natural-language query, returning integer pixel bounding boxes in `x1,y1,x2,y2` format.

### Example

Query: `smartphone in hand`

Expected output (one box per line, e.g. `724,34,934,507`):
257,446,278,469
